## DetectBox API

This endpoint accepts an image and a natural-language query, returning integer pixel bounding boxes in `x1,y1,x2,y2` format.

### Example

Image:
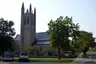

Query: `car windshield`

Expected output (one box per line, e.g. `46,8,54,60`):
4,53,13,57
21,53,27,55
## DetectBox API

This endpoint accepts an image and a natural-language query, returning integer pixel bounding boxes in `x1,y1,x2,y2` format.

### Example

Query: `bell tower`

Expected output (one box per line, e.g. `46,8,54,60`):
20,3,36,52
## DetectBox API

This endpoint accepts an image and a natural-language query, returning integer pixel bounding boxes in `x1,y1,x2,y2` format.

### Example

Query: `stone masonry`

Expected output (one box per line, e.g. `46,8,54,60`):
20,3,36,52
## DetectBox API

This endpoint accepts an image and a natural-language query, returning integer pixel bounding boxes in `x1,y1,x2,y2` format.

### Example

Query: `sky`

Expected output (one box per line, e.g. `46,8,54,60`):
0,0,96,37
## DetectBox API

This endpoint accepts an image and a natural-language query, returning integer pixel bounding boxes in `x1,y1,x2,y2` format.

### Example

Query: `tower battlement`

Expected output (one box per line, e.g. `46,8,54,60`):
21,3,36,14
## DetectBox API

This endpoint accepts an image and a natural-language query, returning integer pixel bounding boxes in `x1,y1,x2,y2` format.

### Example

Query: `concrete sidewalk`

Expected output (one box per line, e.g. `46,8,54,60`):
0,62,9,64
72,53,96,63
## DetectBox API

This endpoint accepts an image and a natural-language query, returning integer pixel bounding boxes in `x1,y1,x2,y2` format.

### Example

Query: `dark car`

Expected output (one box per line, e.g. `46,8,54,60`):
2,51,14,61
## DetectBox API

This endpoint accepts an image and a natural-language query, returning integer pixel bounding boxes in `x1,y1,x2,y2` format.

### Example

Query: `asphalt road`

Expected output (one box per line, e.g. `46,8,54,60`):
0,61,96,64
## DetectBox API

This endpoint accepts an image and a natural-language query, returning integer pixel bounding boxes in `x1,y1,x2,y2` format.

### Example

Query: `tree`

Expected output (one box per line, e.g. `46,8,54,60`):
24,46,39,56
43,45,56,56
74,30,94,56
0,18,15,52
47,16,79,60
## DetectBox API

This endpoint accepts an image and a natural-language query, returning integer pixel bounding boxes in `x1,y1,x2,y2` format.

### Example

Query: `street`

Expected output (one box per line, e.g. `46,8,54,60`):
0,61,96,64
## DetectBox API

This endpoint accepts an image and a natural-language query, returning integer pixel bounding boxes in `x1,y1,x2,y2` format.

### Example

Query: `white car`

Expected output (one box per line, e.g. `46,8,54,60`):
19,53,29,62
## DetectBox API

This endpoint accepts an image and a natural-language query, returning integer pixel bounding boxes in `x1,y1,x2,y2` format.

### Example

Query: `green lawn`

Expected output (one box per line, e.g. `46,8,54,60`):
14,57,74,62
0,57,75,62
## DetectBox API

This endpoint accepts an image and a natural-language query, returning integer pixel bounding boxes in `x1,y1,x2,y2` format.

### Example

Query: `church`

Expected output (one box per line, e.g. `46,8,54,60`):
14,3,74,57
14,3,50,54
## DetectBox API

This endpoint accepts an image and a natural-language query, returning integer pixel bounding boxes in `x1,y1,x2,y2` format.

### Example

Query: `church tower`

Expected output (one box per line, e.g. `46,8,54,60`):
20,3,36,52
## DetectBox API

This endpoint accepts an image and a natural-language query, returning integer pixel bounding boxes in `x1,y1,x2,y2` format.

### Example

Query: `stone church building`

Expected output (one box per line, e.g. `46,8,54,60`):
14,3,50,55
14,3,74,57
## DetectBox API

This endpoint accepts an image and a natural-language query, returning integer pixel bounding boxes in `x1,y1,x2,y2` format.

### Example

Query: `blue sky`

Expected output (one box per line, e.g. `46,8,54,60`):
0,0,96,37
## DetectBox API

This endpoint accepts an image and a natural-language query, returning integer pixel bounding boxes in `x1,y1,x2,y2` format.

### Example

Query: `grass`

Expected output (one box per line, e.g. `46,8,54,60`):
0,57,75,62
14,57,19,61
14,57,74,62
29,58,74,62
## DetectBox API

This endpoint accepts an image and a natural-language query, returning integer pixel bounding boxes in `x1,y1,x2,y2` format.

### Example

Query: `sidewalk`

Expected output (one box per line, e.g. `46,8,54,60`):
0,62,9,64
72,53,96,63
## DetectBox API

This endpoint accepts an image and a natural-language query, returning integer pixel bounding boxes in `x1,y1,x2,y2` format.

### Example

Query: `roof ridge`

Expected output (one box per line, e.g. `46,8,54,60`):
37,32,46,34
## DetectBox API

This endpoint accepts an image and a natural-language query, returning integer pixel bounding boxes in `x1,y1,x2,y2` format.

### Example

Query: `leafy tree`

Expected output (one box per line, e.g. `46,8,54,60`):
24,46,39,56
47,16,79,60
89,37,96,48
0,18,15,52
74,30,94,56
43,45,56,56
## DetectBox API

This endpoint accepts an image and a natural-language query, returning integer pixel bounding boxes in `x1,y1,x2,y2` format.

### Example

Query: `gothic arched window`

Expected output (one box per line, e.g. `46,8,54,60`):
24,17,26,25
27,17,29,24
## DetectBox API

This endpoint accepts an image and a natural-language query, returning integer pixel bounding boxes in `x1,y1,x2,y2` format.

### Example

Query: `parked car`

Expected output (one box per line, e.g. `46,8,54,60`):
2,51,14,61
19,53,29,62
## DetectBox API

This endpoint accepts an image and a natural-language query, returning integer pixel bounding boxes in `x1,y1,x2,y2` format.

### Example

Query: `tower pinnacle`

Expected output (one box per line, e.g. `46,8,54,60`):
34,8,36,15
21,2,25,13
29,4,32,13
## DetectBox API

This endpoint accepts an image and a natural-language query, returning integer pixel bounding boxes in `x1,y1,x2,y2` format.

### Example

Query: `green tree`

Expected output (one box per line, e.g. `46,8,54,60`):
43,45,56,56
0,18,15,53
24,46,39,56
74,30,94,56
47,16,79,60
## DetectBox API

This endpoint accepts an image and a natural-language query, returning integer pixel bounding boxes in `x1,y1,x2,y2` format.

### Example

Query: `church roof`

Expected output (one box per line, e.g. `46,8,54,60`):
36,32,50,41
36,41,50,45
15,34,20,41
15,32,50,41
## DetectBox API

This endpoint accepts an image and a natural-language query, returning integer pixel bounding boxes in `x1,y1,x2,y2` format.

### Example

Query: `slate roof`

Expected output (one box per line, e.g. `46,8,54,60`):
36,32,50,41
15,32,50,45
36,41,50,45
15,32,50,41
15,34,20,41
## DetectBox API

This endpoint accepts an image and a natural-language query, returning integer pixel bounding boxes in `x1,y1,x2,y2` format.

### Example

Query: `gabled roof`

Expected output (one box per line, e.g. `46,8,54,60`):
15,32,50,41
15,34,20,41
36,41,50,45
36,32,50,41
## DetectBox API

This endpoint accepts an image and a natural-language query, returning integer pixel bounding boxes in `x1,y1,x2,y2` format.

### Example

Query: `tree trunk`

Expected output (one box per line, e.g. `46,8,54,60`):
58,47,61,60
